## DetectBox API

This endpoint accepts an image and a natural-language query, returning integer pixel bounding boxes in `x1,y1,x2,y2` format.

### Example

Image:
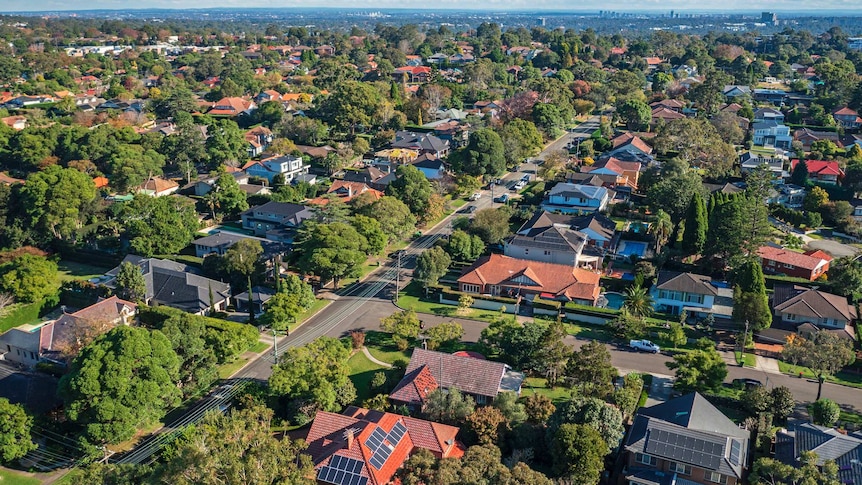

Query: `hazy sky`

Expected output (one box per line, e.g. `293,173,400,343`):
3,0,862,13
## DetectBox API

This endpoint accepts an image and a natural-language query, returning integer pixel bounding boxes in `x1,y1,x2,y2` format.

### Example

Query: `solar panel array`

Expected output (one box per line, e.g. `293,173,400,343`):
317,455,368,485
366,422,409,470
645,429,724,470
729,440,741,466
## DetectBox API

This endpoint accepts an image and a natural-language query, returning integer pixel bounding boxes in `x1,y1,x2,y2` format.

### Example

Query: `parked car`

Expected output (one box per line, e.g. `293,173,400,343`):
629,339,660,353
731,378,763,390
495,194,509,203
470,192,481,201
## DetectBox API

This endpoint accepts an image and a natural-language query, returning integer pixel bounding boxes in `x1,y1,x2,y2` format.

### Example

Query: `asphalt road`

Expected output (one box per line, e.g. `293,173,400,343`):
533,115,602,161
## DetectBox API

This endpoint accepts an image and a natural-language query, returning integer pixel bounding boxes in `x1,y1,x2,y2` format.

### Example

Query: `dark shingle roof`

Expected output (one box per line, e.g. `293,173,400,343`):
776,421,862,485
772,285,855,322
655,271,719,296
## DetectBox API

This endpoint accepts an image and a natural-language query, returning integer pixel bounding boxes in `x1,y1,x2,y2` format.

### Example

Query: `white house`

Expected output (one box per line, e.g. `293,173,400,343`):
752,121,792,149
244,155,309,184
541,183,610,214
650,271,731,319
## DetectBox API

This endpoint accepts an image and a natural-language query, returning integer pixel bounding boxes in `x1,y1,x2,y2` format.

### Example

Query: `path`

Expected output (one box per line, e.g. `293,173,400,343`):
754,355,782,374
362,347,393,368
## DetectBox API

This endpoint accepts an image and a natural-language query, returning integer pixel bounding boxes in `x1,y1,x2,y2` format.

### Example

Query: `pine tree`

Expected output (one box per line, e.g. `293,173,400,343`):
682,194,708,256
791,159,809,186
732,259,771,331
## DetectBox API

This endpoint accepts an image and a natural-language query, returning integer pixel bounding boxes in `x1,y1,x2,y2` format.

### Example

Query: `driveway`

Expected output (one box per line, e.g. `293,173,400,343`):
0,362,61,415
806,238,859,258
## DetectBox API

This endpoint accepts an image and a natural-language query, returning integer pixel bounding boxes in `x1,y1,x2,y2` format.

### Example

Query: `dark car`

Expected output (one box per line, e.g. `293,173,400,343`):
731,378,763,390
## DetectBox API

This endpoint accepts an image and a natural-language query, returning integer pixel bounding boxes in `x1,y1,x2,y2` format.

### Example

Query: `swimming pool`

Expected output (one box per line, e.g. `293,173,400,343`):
603,292,625,310
617,240,648,258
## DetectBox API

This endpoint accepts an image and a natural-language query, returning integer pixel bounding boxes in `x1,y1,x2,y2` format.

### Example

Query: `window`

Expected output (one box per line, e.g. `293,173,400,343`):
785,313,796,322
636,453,657,466
462,284,480,293
706,472,728,484
544,250,551,256
670,462,691,475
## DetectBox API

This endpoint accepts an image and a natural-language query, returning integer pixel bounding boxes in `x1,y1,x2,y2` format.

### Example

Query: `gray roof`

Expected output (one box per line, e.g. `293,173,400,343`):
507,225,586,254
193,231,284,257
391,131,449,153
401,348,521,399
0,326,42,352
626,393,749,478
655,271,719,296
571,213,617,241
753,120,782,130
773,285,856,322
548,183,608,201
233,285,277,304
775,421,862,485
241,201,314,226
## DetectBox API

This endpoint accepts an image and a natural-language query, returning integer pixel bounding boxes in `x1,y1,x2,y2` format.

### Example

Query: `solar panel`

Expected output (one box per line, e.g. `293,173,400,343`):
729,440,741,466
645,429,724,470
365,428,386,451
317,456,368,485
389,422,407,444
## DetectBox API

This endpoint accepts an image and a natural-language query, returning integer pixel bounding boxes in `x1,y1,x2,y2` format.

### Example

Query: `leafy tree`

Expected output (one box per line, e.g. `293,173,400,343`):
770,386,796,423
0,398,36,464
381,310,422,350
415,246,451,291
608,309,648,340
548,397,624,453
351,215,386,255
357,196,416,242
532,102,568,137
260,290,305,332
709,111,745,145
648,209,674,252
652,117,737,178
160,314,218,398
205,119,248,168
424,322,463,351
64,463,154,485
497,119,543,169
399,444,554,485
666,338,728,393
617,99,651,131
58,326,181,444
535,320,572,387
623,285,653,318
741,386,774,416
446,230,486,262
551,423,606,483
470,207,512,244
829,256,862,297
105,144,166,193
811,398,841,427
804,186,830,213
121,194,200,257
151,85,198,119
161,112,207,182
256,100,285,127
423,388,475,425
269,337,354,421
114,261,146,302
20,165,97,240
154,405,313,485
790,158,809,186
211,166,249,218
751,453,841,485
613,374,644,421
466,406,508,446
492,391,527,426
386,164,433,215
295,221,368,288
0,254,58,304
646,166,706,222
567,340,616,398
782,331,856,400
451,128,506,177
682,194,708,256
315,80,383,133
496,321,547,371
524,394,556,425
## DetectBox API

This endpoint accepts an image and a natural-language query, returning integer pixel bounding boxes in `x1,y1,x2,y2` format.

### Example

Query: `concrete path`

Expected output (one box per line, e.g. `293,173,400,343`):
754,355,782,374
361,347,393,368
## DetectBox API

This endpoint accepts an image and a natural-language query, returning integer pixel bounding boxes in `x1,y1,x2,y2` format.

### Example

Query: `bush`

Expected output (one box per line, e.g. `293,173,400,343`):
811,398,841,427
533,297,561,311
350,330,366,349
138,306,257,362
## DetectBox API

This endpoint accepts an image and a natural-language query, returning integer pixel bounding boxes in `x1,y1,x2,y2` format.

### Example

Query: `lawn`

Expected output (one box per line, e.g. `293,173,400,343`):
217,357,250,379
450,198,468,209
520,377,573,404
777,361,862,389
289,299,331,332
396,282,507,324
0,469,41,485
248,341,270,353
0,301,42,333
363,330,411,365
563,321,614,341
734,351,756,367
56,260,108,282
348,351,388,404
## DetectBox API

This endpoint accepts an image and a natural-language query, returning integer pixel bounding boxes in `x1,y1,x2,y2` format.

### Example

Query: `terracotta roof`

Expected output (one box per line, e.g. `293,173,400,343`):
389,364,439,406
611,132,653,154
790,159,844,177
400,348,510,399
92,176,109,188
651,107,685,120
803,249,833,261
649,99,684,110
644,56,663,65
308,181,384,205
757,246,829,272
136,176,179,194
458,253,600,302
833,107,859,116
655,271,719,296
208,96,254,115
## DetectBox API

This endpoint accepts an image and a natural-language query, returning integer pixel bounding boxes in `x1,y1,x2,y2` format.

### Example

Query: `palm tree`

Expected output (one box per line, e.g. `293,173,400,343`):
623,285,654,318
648,209,673,252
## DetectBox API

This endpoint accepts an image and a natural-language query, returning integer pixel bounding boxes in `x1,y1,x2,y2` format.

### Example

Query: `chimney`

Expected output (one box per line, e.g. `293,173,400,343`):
344,428,355,450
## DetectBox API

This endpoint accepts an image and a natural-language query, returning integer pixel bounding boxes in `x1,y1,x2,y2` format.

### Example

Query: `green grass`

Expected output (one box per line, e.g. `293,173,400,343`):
563,321,613,341
839,410,862,426
0,301,43,333
56,260,107,282
348,351,388,404
734,351,757,367
363,331,411,365
248,341,270,353
217,357,250,379
450,198,468,208
521,377,573,404
289,299,331,332
777,361,862,389
0,469,42,485
396,282,509,324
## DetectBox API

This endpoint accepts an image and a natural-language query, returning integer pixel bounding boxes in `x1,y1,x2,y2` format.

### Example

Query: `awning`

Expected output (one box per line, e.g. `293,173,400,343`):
540,292,555,299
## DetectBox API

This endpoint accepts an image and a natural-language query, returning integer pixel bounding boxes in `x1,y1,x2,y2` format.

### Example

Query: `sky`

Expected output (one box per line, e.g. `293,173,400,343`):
3,0,862,13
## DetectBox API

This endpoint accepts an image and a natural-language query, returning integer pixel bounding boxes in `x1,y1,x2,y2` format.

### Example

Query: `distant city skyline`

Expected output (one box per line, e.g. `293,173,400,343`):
3,0,862,13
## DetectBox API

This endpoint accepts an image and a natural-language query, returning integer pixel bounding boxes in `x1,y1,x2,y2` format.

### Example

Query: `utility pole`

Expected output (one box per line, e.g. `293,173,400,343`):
272,328,278,364
394,250,402,302
740,319,749,367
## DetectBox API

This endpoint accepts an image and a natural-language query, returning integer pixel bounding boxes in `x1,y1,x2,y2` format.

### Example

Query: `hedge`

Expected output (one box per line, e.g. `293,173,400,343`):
139,306,257,363
533,297,562,311
440,288,518,305
763,274,820,289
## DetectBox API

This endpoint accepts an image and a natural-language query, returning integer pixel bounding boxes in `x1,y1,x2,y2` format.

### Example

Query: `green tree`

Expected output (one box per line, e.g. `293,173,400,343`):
790,159,809,186
741,386,774,416
804,185,830,213
733,259,771,331
751,453,841,485
782,331,856,400
0,398,37,464
211,166,249,218
470,207,512,244
682,194,708,256
623,285,653,318
451,128,506,177
381,310,422,350
666,338,728,393
114,261,146,302
58,326,181,444
617,99,651,130
524,394,556,424
415,246,452,291
497,119,543,169
534,319,572,387
315,80,382,133
295,221,368,288
159,314,218,398
661,322,688,348
424,322,463,351
465,406,508,446
770,386,796,423
566,340,616,398
21,165,97,240
811,398,841,427
648,209,674,252
106,144,166,193
548,397,624,453
256,100,285,127
492,391,527,426
0,254,58,304
122,194,200,257
269,337,354,421
646,166,706,222
613,374,644,421
828,256,862,297
551,423,606,483
205,119,248,168
351,215,387,256
652,117,737,178
357,196,416,243
423,388,475,425
446,230,485,262
386,164,433,216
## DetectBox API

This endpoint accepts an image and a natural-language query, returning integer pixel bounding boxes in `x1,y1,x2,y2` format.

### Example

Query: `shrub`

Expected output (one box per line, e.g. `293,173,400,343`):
350,330,366,349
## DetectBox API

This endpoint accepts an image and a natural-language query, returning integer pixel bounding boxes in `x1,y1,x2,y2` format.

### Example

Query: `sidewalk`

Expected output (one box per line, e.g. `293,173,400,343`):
754,355,782,374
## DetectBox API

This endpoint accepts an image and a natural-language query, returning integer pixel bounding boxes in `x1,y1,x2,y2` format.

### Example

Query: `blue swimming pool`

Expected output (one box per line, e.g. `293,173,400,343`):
603,292,625,310
618,240,648,257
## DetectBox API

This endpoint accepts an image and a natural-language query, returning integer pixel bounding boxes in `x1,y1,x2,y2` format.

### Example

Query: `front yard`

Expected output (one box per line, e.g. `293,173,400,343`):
777,361,862,389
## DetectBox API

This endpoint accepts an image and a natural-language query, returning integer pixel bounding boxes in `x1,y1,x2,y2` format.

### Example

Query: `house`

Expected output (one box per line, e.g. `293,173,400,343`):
651,271,732,319
193,171,254,196
457,253,601,305
772,285,856,341
790,159,844,185
392,66,431,83
608,133,653,157
703,182,745,195
305,406,464,485
649,99,684,113
1,115,27,130
135,177,179,197
207,97,257,117
651,107,686,124
245,126,273,157
752,121,792,149
767,183,806,208
722,85,752,99
192,231,282,258
571,213,618,249
390,348,524,409
622,393,750,485
753,107,785,123
753,88,788,105
340,166,393,191
0,296,137,367
541,183,610,214
793,128,842,151
757,246,831,281
105,256,230,315
243,154,309,184
240,201,314,242
739,152,787,178
410,154,446,180
505,212,588,268
775,422,862,485
832,107,862,130
308,180,384,205
582,157,641,189
232,286,277,315
390,131,450,158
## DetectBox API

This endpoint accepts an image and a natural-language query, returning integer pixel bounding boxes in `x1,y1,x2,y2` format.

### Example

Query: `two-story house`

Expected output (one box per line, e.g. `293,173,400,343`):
775,422,862,485
541,183,610,214
243,154,309,184
244,126,273,157
753,107,785,123
739,152,787,178
391,131,450,158
793,128,843,151
193,171,251,196
623,393,750,485
832,107,861,130
608,133,653,158
752,121,792,149
757,246,831,281
772,285,857,341
207,96,257,117
581,157,642,190
767,184,806,208
650,271,727,318
790,159,844,185
505,213,588,267
240,201,314,242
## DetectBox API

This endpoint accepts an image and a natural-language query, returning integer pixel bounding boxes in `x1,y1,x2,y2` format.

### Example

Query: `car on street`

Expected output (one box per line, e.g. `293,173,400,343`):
731,378,763,390
495,194,509,203
629,339,660,353
470,192,481,201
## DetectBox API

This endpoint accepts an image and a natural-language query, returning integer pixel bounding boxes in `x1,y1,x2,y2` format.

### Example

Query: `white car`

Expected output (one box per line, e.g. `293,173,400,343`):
629,339,660,353
470,192,482,201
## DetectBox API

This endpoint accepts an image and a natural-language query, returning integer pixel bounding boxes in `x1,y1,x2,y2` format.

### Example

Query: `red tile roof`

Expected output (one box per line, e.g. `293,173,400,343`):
308,180,383,205
757,246,829,272
803,249,833,261
208,96,254,116
136,176,179,194
790,159,844,177
92,176,109,188
651,107,685,120
833,107,859,117
611,132,653,154
389,364,439,406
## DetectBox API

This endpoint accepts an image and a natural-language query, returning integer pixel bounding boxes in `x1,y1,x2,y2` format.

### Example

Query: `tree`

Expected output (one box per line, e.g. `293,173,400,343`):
446,230,485,262
159,314,218,398
256,100,285,127
451,128,506,177
551,424,606,483
58,326,181,444
567,340,616,398
828,256,862,297
315,80,382,133
470,207,512,244
260,290,305,332
652,117,737,178
295,221,368,288
751,453,841,485
811,398,841,427
770,386,796,423
548,397,624,453
791,159,809,186
415,246,451,291
666,338,728,393
269,337,354,422
613,373,644,421
351,215,386,256
646,166,706,222
661,322,688,348
424,322,464,351
381,310,422,350
617,99,651,130
121,194,200,257
709,111,745,145
20,165,97,240
423,388,475,425
648,209,674,252
492,391,527,426
358,196,416,242
0,398,36,464
155,405,313,485
782,331,856,400
466,406,508,446
205,119,248,168
211,166,249,218
804,185,830,213
497,119,543,169
741,386,774,416
114,261,146,302
0,254,58,304
524,394,556,424
733,259,772,331
386,164,433,215
682,194,708,256
534,319,572,387
623,285,653,318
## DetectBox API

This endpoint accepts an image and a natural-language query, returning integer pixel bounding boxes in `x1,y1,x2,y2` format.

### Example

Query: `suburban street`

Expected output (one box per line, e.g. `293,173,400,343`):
533,114,602,161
